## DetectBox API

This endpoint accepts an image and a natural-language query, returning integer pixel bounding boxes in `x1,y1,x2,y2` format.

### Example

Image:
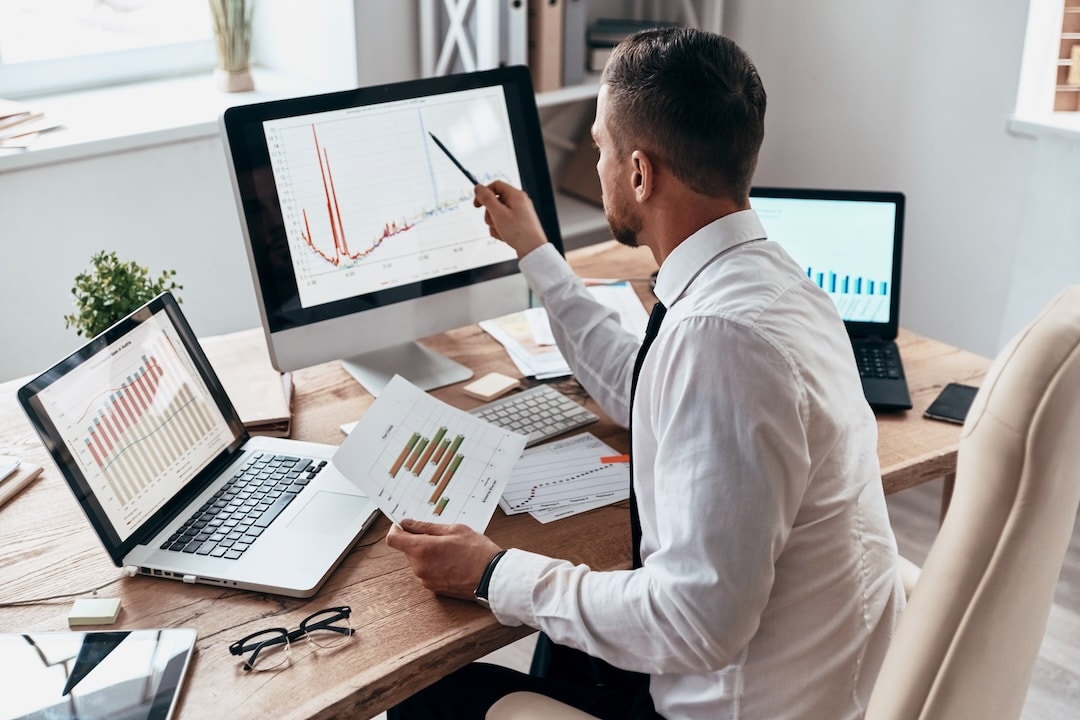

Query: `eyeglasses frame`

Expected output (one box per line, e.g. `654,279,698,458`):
229,605,355,672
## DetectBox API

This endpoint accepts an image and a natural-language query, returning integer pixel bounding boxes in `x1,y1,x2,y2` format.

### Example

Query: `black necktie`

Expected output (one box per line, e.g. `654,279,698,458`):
629,301,667,569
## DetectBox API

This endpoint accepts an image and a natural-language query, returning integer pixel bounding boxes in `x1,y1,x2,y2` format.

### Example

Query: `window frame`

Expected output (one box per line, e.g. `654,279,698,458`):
1012,0,1080,138
0,1,218,100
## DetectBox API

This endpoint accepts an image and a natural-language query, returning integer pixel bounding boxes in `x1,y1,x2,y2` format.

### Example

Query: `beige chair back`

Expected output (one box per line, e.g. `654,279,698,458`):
866,286,1080,719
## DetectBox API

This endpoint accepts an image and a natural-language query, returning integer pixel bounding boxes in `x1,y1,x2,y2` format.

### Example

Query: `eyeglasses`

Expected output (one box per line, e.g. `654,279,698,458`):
229,605,355,672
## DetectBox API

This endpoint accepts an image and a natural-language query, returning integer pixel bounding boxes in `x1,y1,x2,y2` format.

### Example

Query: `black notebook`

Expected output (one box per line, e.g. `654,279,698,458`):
751,187,912,411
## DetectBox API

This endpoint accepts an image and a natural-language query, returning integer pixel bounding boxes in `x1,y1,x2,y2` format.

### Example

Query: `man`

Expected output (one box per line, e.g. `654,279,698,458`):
387,27,904,719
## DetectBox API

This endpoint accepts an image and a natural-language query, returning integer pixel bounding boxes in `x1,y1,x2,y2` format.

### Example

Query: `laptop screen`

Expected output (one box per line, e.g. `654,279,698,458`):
18,293,246,559
750,187,905,337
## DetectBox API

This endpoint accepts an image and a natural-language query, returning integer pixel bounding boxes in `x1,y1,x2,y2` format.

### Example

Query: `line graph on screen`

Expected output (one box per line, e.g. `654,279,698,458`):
264,87,522,309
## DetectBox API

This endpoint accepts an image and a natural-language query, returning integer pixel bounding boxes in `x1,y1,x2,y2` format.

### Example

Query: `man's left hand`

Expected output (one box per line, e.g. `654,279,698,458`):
386,519,504,601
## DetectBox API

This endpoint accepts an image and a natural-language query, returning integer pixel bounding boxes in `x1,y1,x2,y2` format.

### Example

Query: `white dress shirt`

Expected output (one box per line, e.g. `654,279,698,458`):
489,210,905,719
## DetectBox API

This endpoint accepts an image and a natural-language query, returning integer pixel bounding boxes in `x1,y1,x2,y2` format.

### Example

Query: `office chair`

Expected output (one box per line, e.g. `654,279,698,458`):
487,286,1080,720
864,284,1080,719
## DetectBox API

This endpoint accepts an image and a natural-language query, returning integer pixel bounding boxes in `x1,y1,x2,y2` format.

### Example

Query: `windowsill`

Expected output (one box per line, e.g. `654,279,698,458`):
0,68,349,174
1007,112,1080,143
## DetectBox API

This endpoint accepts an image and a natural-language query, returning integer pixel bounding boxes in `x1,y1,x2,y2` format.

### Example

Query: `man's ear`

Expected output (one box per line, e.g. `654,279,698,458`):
630,150,653,202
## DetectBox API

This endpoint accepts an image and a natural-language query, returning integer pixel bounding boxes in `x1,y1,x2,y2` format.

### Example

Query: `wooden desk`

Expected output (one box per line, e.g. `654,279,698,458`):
0,241,990,719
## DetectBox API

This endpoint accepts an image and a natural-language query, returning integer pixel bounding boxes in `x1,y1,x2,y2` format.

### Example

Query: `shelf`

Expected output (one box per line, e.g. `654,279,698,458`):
536,76,603,108
555,192,609,239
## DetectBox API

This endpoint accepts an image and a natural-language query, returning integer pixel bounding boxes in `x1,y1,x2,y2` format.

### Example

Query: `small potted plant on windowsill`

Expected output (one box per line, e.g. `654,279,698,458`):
209,0,255,92
64,251,183,338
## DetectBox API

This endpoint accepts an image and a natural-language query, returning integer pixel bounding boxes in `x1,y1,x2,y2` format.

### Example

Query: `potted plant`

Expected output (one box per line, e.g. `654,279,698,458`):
64,251,183,338
209,0,255,92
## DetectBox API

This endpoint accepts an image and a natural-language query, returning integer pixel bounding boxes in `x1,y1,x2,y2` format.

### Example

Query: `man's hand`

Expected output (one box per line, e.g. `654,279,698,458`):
474,180,548,259
386,519,504,601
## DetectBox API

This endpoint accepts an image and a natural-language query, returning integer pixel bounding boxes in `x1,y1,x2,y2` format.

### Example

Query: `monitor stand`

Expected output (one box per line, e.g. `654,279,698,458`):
340,341,474,396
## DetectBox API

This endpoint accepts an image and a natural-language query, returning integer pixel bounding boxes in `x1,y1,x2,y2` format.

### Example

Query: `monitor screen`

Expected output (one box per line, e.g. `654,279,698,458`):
749,187,904,335
220,65,563,393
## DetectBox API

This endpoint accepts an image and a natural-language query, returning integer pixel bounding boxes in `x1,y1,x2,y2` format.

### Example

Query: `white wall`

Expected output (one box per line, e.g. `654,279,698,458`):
3,0,1078,384
725,1,1078,358
0,133,262,381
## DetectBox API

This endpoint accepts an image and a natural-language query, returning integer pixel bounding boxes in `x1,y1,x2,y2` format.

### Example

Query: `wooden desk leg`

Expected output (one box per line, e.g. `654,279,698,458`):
940,473,955,524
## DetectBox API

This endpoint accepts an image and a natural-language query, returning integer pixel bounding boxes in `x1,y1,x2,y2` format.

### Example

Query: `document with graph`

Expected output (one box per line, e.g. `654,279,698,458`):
332,375,527,532
499,432,630,523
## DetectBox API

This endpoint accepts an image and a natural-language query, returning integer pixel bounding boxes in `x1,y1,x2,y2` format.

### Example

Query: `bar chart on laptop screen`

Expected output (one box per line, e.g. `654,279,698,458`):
264,85,521,310
754,198,896,323
39,315,233,535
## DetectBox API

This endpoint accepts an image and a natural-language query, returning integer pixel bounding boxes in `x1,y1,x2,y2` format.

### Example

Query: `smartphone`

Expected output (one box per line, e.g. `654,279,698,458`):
924,382,979,424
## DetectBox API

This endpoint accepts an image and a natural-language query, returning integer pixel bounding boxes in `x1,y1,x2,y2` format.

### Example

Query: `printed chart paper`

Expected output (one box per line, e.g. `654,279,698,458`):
332,375,526,532
500,432,630,523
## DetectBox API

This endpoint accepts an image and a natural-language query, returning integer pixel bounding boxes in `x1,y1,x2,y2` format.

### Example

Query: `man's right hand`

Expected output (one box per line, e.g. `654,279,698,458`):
474,180,548,259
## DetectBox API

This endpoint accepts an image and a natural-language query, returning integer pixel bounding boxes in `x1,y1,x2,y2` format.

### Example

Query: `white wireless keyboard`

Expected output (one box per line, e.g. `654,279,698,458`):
469,384,598,447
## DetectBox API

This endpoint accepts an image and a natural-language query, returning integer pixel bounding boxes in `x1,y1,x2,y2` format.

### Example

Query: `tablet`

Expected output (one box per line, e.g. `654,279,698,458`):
0,627,197,720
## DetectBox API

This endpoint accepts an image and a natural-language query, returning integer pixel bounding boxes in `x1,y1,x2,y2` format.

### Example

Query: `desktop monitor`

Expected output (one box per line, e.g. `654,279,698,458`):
220,65,563,394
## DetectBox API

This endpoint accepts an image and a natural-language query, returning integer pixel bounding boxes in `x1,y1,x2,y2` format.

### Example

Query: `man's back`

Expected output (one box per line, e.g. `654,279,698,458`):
634,213,904,718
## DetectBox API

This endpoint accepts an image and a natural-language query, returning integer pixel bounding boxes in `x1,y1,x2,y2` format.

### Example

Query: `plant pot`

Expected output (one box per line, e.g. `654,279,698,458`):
215,67,255,93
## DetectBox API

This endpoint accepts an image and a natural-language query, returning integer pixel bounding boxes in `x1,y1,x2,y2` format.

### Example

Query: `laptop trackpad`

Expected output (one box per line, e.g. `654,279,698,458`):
289,491,367,533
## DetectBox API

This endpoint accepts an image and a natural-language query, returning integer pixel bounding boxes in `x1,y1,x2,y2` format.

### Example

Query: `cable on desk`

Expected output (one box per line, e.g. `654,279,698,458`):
0,575,125,608
352,528,388,551
0,529,390,607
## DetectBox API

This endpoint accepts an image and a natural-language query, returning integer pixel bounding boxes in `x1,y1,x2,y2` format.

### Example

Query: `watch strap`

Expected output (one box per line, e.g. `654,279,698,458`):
474,549,507,608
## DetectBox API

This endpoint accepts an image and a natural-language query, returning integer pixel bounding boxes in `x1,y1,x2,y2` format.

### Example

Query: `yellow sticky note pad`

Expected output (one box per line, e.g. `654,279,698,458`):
463,372,520,402
68,597,122,626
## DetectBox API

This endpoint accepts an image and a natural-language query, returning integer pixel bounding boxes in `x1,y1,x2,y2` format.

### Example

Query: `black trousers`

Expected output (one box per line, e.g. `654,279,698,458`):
388,634,661,720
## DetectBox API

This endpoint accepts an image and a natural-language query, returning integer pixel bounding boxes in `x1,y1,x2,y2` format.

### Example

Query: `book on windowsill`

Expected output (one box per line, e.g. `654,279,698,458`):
0,98,62,148
201,329,293,438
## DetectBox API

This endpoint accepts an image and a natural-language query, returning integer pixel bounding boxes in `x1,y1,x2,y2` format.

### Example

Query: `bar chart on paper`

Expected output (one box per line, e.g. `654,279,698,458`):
332,376,527,532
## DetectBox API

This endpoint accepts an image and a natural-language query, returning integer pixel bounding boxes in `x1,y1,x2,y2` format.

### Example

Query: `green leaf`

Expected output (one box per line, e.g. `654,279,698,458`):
65,251,183,337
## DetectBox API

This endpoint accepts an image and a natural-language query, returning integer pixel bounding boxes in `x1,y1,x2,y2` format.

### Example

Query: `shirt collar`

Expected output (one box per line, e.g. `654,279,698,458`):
652,209,768,308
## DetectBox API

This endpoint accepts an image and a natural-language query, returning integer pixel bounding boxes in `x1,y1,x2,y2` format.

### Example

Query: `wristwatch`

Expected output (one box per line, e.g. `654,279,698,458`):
474,550,507,609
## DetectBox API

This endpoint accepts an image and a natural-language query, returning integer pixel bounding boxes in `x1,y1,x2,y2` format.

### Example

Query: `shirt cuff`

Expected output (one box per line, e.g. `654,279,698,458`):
488,547,556,627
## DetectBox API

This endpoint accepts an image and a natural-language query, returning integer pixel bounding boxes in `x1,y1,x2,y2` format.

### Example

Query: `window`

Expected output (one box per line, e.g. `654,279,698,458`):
1055,0,1080,111
0,0,216,99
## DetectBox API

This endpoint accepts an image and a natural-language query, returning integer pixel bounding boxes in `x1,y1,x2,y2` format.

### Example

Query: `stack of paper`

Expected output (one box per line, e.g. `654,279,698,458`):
480,309,572,379
0,99,61,149
0,455,43,509
480,280,649,379
499,432,630,523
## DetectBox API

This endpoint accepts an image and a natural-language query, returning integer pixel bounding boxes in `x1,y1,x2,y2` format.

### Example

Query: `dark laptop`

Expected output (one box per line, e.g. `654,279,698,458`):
18,292,379,597
750,187,912,411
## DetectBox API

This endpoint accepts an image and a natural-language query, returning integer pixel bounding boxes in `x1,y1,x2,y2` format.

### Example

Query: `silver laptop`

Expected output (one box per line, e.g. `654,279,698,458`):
751,187,913,412
18,292,378,598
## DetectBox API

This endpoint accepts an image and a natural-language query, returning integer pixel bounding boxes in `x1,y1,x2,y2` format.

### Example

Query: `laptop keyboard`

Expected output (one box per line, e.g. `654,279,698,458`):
470,384,598,447
161,453,324,560
855,343,904,380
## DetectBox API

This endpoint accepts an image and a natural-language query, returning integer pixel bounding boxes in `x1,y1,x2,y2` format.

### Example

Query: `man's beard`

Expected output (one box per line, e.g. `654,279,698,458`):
605,193,642,249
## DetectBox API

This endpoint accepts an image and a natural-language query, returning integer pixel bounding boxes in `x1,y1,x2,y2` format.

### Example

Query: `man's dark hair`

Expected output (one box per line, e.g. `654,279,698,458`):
601,27,766,199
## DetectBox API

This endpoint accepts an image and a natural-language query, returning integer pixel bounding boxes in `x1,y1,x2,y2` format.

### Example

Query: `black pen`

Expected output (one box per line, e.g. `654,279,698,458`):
428,132,479,186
